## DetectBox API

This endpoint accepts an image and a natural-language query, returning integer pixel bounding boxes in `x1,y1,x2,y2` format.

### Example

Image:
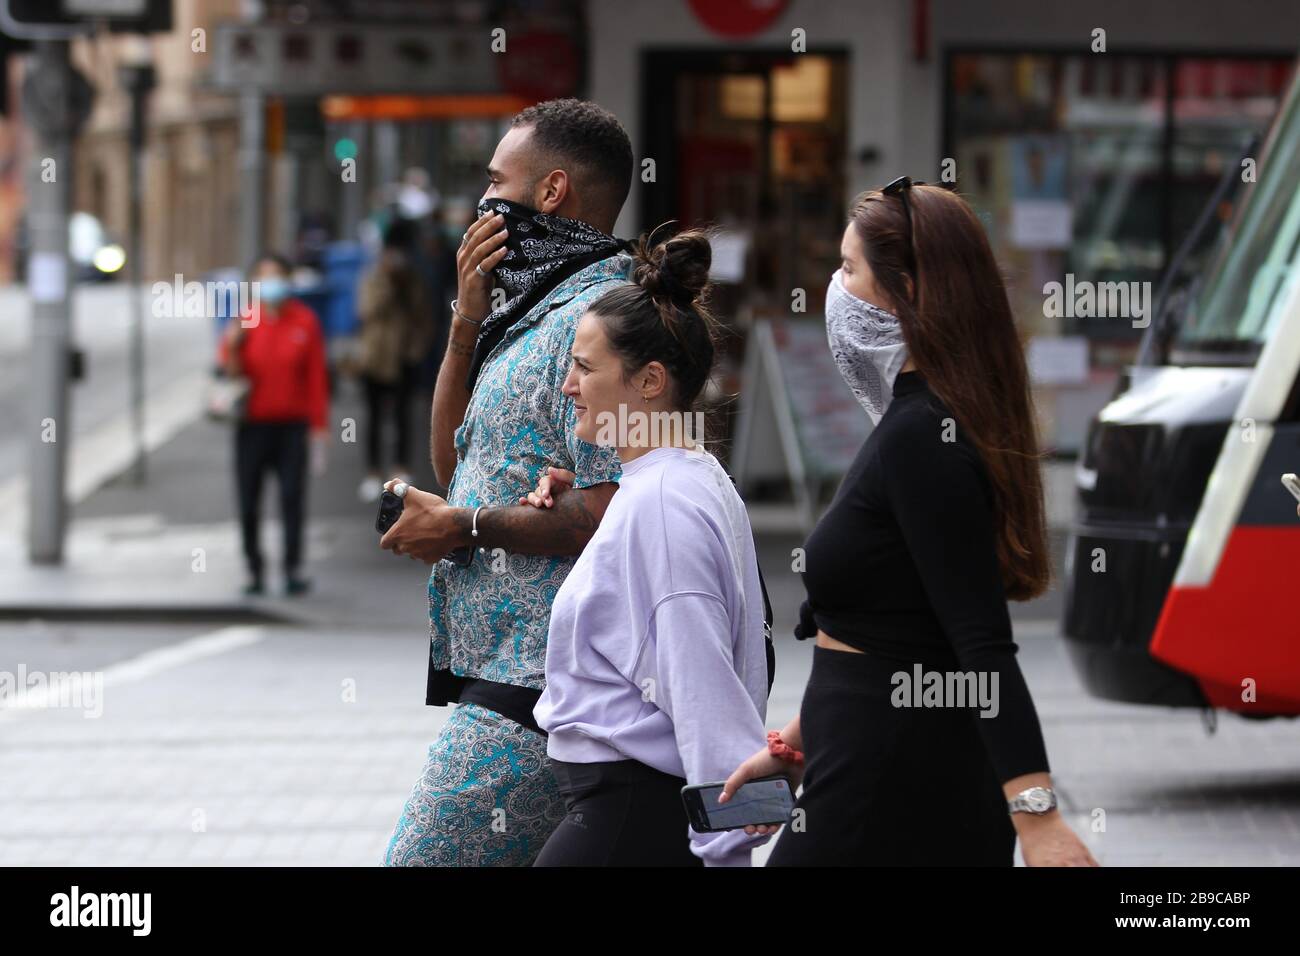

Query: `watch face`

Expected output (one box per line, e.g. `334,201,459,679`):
1026,789,1053,813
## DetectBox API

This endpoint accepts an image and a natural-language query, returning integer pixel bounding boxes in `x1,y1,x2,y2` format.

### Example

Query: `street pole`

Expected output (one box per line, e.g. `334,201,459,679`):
23,39,92,564
120,59,155,485
238,89,264,264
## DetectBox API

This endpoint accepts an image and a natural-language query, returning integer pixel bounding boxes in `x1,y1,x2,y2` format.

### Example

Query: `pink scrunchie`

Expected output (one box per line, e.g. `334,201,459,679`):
767,730,804,767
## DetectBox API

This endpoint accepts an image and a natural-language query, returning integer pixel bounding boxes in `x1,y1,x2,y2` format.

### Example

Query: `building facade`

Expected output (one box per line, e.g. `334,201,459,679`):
589,0,1300,449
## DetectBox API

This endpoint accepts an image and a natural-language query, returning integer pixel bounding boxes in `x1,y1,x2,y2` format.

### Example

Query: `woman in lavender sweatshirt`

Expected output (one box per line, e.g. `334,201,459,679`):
526,229,772,867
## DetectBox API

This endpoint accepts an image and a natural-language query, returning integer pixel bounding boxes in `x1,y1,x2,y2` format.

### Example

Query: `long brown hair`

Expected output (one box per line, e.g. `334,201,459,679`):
849,185,1049,601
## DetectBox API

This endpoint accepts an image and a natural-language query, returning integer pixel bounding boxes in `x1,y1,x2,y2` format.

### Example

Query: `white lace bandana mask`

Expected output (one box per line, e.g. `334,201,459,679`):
824,268,910,425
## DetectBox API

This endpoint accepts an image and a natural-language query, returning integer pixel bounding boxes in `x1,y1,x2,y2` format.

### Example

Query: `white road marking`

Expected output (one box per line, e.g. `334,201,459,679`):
0,625,265,717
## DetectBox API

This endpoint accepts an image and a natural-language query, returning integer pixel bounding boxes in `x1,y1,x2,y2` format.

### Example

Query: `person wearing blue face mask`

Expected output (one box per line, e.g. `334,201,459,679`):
219,252,330,596
721,181,1097,867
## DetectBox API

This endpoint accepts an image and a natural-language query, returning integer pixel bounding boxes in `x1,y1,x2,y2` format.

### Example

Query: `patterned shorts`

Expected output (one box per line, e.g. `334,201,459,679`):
383,702,564,867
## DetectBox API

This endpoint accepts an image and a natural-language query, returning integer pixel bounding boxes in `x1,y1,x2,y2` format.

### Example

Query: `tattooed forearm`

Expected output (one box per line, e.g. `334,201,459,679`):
430,329,476,485
473,482,616,557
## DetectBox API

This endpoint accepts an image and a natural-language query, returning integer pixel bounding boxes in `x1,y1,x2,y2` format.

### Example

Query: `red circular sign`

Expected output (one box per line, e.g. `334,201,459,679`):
687,0,789,37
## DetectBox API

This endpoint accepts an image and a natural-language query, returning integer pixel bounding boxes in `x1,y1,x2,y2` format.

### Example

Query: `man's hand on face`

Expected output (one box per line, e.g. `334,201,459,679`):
456,210,509,322
379,483,466,564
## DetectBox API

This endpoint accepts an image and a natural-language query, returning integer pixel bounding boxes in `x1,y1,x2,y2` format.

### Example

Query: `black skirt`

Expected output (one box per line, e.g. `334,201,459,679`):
767,645,1016,866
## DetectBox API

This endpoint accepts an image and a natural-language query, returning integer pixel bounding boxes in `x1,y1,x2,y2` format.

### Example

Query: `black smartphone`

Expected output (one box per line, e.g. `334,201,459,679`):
375,490,404,534
681,775,795,833
444,545,474,567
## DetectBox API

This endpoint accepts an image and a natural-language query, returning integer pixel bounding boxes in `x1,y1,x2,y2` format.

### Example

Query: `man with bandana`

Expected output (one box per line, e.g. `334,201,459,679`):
378,100,634,866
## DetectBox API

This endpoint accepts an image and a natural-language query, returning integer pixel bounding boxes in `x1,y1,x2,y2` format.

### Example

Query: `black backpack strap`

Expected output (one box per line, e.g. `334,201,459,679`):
728,474,776,696
756,555,776,697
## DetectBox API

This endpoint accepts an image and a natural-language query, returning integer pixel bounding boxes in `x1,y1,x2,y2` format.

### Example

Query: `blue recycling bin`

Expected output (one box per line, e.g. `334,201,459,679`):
293,285,332,330
204,241,370,344
317,241,370,339
203,267,247,341
204,267,269,382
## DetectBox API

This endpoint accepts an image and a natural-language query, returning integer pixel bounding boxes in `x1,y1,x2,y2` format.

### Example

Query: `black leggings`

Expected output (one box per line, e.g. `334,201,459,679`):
234,420,308,579
362,370,414,471
767,645,1016,866
534,759,703,867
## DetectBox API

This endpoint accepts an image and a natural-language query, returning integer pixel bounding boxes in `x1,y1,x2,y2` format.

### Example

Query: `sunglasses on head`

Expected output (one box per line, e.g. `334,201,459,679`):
881,175,928,251
879,176,958,271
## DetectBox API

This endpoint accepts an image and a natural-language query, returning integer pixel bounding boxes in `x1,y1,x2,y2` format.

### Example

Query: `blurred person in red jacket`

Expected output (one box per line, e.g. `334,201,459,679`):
219,252,330,596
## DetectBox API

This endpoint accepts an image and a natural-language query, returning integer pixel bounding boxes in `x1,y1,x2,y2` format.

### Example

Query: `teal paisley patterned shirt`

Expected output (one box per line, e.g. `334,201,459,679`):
428,254,630,689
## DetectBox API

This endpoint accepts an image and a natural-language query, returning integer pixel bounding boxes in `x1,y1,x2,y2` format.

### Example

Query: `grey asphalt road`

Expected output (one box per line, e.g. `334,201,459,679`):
3,610,1299,866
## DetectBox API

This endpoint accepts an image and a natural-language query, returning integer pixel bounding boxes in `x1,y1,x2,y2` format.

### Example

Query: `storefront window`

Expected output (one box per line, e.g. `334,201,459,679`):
948,51,1294,352
640,49,849,318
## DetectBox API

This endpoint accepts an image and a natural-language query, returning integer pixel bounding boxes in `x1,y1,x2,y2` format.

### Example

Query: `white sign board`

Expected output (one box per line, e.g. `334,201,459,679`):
1027,334,1089,386
28,253,67,304
211,24,501,95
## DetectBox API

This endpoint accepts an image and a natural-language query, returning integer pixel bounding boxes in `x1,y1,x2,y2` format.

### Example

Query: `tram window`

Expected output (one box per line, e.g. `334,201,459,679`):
1178,80,1300,346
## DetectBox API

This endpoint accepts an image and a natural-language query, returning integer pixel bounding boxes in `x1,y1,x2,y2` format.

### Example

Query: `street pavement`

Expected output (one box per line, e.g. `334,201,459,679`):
2,286,1299,866
6,610,1300,866
0,285,215,535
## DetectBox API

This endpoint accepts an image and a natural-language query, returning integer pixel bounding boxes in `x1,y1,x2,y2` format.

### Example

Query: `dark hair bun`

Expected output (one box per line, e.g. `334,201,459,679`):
632,228,712,306
591,226,719,413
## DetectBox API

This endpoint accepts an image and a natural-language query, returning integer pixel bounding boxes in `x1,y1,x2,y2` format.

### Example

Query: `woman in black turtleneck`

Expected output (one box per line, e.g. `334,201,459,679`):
721,181,1096,867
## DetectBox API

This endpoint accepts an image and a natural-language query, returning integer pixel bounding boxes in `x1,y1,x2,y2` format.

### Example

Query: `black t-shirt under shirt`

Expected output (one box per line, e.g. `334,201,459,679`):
800,370,1050,782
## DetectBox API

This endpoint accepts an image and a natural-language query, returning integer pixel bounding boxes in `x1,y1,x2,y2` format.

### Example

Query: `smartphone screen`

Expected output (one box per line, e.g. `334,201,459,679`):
683,776,794,832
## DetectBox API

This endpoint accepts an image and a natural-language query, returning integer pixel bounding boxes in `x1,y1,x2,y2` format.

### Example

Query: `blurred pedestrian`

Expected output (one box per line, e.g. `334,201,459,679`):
355,222,431,502
525,229,772,867
722,181,1097,867
219,252,330,596
412,210,457,396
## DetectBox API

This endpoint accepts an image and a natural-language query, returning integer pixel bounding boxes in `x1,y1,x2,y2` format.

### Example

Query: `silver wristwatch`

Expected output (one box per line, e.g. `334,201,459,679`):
1007,786,1057,815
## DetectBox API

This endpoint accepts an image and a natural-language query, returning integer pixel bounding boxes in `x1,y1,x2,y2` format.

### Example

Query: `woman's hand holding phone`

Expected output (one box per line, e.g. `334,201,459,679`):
719,746,802,835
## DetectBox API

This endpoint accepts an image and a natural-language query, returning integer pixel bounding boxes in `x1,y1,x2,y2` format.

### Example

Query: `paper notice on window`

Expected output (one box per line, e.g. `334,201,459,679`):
1027,334,1089,386
28,253,68,304
1010,134,1072,250
1011,199,1073,250
709,229,750,284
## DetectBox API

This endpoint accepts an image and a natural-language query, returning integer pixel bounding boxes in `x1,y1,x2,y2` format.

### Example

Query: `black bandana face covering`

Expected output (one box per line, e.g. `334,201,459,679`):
466,197,627,388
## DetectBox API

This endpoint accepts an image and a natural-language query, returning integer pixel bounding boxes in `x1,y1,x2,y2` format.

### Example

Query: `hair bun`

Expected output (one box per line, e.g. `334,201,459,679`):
632,228,712,306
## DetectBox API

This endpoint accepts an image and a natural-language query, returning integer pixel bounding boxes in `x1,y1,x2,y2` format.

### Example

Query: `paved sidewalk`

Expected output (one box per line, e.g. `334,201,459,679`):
0,373,441,628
